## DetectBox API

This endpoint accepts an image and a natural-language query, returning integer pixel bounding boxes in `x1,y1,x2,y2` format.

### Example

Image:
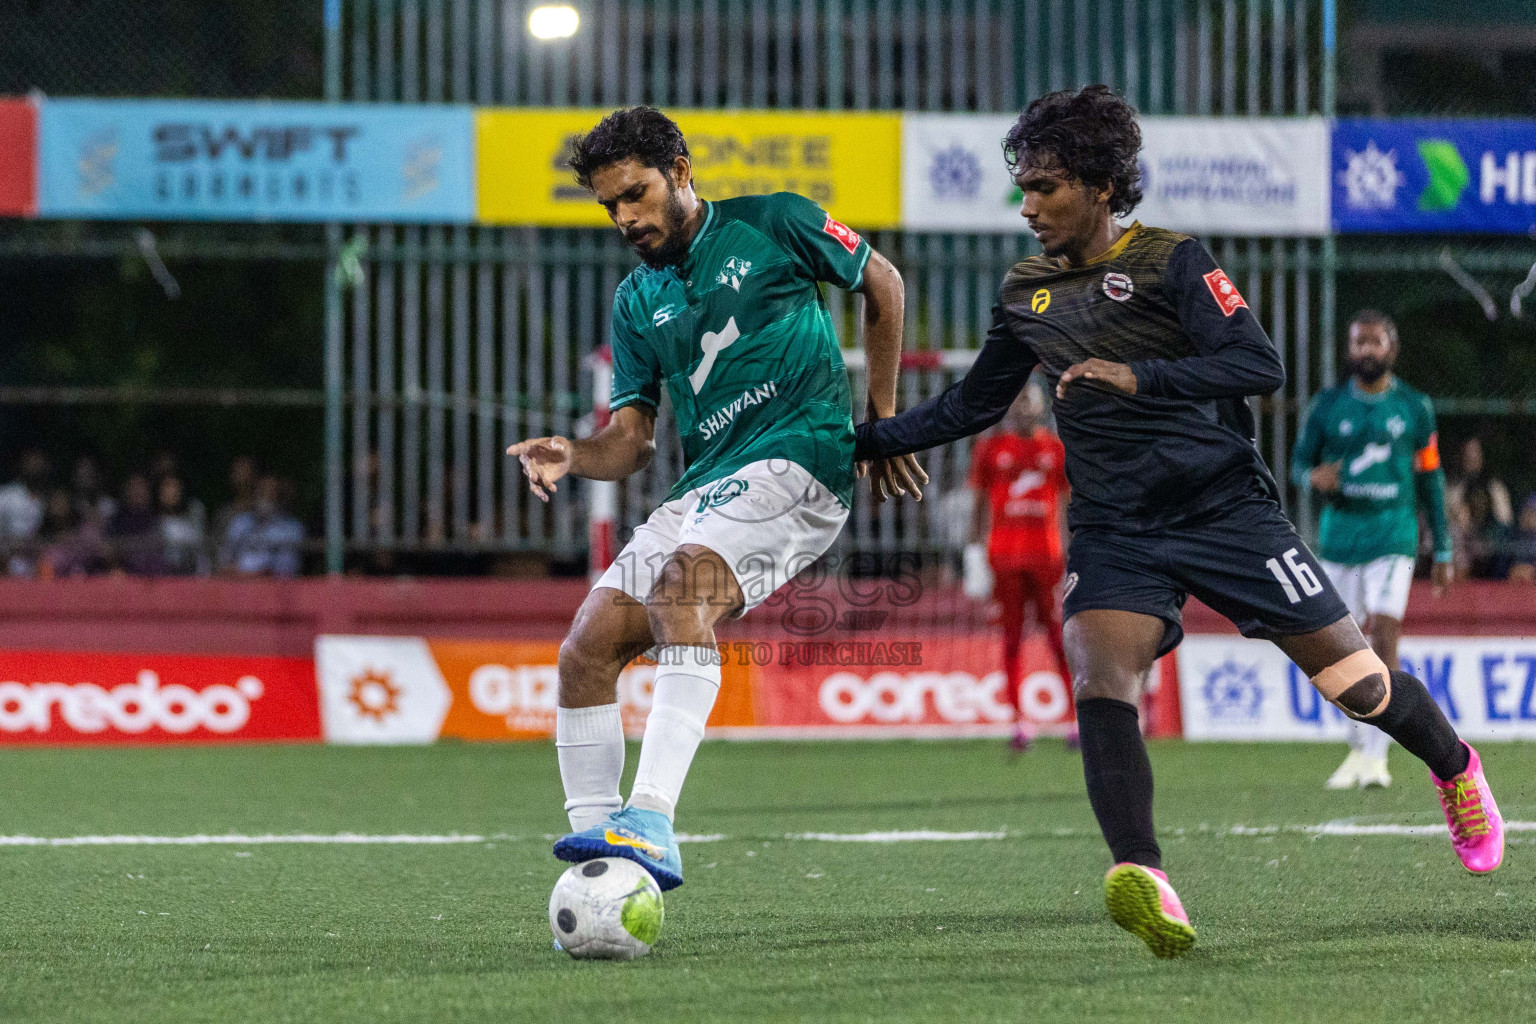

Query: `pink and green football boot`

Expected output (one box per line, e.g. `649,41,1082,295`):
1432,742,1503,874
1103,863,1196,958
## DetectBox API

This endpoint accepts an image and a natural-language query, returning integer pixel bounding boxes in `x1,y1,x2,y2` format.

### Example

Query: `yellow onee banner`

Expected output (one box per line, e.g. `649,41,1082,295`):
476,109,900,228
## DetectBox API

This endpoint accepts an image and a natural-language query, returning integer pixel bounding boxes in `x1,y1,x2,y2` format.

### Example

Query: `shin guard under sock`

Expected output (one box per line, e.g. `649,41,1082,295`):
1367,670,1469,781
1077,697,1161,869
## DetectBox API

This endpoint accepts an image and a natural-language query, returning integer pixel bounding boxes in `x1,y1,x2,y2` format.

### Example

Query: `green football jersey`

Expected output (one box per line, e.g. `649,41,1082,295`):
1290,378,1451,565
608,193,867,506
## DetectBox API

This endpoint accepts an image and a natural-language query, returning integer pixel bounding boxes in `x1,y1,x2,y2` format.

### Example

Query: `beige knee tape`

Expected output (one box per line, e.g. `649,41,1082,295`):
1311,648,1392,718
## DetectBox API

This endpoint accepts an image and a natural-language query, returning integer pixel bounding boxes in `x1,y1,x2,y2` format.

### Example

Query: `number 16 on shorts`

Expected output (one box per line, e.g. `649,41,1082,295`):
1266,547,1323,605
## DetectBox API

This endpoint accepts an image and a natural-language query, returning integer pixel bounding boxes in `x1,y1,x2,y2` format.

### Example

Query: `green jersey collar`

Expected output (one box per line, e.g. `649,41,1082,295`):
1348,376,1397,404
687,200,717,257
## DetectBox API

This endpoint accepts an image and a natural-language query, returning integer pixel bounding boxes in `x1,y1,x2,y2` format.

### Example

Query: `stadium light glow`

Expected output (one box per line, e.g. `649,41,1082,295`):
528,5,580,40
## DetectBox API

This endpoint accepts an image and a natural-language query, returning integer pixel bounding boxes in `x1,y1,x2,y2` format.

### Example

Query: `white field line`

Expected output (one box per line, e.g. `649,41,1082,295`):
2,822,1532,848
789,830,1008,842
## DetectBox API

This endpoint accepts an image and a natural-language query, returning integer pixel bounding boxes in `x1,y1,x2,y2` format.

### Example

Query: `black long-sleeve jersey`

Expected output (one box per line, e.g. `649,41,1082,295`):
855,224,1287,532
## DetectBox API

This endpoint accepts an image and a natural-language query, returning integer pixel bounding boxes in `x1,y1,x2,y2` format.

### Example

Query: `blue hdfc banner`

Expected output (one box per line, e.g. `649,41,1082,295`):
1179,635,1536,741
1333,118,1536,235
38,99,475,222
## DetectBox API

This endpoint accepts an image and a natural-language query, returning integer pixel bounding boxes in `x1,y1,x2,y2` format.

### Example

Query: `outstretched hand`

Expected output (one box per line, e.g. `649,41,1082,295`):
859,453,929,503
1056,359,1136,399
506,435,573,502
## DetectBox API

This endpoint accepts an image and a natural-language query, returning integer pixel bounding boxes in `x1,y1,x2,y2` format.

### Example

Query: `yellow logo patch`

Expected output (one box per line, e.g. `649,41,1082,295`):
605,829,665,860
1032,288,1051,313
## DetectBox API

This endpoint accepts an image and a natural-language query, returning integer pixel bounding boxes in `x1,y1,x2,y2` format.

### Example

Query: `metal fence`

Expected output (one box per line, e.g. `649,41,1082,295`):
321,0,1339,571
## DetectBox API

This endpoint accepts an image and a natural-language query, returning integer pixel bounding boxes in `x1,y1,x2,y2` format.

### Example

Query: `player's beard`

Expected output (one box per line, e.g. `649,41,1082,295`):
626,182,691,270
1348,354,1391,385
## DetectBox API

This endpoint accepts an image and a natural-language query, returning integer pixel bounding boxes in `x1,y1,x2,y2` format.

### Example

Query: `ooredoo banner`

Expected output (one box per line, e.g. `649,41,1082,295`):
38,99,475,222
0,97,38,217
0,649,320,744
314,633,1073,741
477,108,902,228
901,114,1330,236
1178,634,1536,741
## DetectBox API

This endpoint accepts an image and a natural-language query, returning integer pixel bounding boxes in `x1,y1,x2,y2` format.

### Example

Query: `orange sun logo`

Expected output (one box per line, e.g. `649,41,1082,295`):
348,668,401,722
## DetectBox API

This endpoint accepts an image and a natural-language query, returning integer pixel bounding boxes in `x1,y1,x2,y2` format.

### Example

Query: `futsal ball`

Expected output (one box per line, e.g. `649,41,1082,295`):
548,857,665,960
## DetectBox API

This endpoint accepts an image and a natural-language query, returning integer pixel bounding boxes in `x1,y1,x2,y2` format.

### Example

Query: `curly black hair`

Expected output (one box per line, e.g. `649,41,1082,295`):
1003,85,1143,217
569,106,689,189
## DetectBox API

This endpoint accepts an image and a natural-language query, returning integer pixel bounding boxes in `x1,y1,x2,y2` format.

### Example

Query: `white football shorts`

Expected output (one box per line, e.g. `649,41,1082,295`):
593,459,849,615
1319,554,1416,623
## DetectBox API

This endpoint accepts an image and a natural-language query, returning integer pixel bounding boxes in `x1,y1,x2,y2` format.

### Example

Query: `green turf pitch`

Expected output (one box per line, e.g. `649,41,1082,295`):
0,740,1532,1023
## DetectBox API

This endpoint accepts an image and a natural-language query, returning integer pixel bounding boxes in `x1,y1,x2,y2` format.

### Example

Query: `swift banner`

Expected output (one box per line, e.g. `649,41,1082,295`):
902,115,1329,235
313,633,1075,742
38,99,475,222
1178,634,1536,741
0,649,320,745
1333,119,1536,234
0,98,38,217
476,108,901,228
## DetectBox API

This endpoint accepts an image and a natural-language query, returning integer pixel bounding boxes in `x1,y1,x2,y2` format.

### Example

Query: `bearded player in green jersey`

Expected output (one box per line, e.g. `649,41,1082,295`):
507,107,926,890
1292,310,1452,791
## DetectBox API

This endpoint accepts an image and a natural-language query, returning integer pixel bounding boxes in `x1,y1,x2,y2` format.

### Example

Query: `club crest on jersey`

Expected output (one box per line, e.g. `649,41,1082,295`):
1339,419,1354,436
1387,415,1406,439
822,215,861,254
1101,272,1134,302
1202,269,1248,316
696,477,749,513
1032,288,1051,313
717,256,752,291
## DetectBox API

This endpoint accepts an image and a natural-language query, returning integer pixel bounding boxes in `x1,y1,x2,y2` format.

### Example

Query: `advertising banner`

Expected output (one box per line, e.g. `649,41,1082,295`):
1333,118,1536,235
38,99,475,222
1178,634,1536,741
314,633,1073,741
477,108,901,228
0,98,38,217
314,636,757,742
0,649,319,745
901,115,1329,236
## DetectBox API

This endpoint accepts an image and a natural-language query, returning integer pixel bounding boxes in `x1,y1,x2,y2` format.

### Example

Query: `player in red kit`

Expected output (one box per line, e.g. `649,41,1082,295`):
965,383,1071,752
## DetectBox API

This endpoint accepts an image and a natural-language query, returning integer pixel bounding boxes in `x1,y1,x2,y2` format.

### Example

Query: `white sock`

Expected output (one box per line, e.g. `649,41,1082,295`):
1346,717,1390,760
628,646,722,821
556,704,625,832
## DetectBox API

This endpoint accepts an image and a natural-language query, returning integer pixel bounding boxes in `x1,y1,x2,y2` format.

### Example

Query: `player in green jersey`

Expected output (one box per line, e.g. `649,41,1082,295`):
1292,309,1452,790
507,107,925,889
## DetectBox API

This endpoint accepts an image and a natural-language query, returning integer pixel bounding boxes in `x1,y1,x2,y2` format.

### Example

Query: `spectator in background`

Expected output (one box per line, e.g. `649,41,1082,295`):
0,449,51,575
1509,497,1536,586
37,487,109,578
220,476,304,577
158,475,208,576
1446,438,1514,578
107,474,165,575
212,455,258,550
69,456,117,523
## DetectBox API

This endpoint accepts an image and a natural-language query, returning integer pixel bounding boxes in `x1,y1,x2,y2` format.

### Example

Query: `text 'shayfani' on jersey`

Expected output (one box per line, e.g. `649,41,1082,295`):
968,427,1068,570
856,224,1287,531
609,193,868,506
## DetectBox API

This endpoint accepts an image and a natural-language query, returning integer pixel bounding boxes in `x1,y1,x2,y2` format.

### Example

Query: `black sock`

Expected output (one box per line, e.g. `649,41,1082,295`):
1367,670,1469,781
1077,697,1161,870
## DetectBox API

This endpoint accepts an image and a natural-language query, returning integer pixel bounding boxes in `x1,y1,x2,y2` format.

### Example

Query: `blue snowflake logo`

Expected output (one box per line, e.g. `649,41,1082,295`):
928,145,983,201
1201,659,1264,720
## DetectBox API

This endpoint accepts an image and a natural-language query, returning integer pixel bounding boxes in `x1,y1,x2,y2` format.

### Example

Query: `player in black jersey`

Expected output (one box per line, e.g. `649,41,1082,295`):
857,86,1503,958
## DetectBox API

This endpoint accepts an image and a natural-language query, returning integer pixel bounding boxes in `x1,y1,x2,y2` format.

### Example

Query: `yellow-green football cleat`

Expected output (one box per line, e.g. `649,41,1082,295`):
1103,862,1197,959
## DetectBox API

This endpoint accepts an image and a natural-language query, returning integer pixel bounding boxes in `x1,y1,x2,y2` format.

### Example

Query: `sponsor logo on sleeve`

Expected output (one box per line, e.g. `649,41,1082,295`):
822,214,861,254
1031,288,1051,313
1202,268,1248,316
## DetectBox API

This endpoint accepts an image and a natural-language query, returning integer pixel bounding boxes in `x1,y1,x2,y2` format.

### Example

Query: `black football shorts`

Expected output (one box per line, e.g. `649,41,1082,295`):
1062,490,1350,659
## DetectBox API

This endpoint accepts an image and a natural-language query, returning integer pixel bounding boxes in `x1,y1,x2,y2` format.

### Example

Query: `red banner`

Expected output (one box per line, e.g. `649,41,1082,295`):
0,98,37,217
0,650,320,745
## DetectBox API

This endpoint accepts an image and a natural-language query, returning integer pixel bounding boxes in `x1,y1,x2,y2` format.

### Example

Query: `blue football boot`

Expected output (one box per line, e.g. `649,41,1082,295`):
553,806,684,891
